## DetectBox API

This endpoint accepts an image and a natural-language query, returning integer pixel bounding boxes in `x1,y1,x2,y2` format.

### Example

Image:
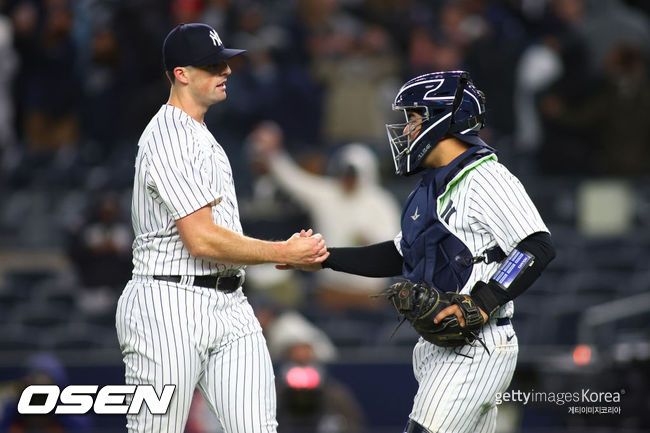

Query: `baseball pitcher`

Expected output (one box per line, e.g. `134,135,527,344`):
116,23,328,433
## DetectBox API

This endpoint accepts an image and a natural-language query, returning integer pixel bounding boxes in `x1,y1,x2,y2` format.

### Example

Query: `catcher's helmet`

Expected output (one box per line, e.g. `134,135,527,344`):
386,70,487,176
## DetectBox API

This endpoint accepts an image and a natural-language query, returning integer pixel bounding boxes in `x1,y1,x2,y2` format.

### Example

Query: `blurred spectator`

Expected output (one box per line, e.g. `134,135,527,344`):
66,191,132,291
514,40,564,159
170,0,204,24
20,0,80,154
109,1,171,141
205,2,323,180
79,26,126,161
284,0,361,66
185,298,341,433
199,0,232,34
311,22,400,144
356,0,434,52
253,298,364,433
0,352,92,432
238,1,323,145
463,0,528,141
406,26,464,79
254,298,338,364
514,0,595,174
281,0,388,145
10,1,41,144
0,12,18,153
541,43,650,176
531,0,650,174
238,122,314,307
247,122,401,310
276,358,365,433
579,0,650,74
239,124,312,241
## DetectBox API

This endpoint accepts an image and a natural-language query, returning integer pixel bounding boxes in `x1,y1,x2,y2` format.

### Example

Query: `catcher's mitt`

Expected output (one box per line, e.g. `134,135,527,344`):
382,280,484,348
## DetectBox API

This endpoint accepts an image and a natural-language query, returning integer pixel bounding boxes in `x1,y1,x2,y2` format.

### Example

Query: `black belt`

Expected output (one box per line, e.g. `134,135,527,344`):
405,420,430,433
496,318,511,326
153,273,243,293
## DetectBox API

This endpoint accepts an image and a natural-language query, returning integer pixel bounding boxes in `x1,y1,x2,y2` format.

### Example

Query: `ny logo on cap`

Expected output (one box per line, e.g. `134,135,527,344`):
209,29,222,47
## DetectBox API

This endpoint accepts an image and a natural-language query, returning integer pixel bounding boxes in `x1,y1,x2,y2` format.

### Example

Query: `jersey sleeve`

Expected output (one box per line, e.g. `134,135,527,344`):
467,163,548,252
393,231,404,256
146,118,221,220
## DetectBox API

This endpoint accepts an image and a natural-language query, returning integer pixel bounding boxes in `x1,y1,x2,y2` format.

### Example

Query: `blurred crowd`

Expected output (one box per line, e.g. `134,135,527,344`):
0,0,649,354
0,1,649,431
0,0,648,342
0,0,648,194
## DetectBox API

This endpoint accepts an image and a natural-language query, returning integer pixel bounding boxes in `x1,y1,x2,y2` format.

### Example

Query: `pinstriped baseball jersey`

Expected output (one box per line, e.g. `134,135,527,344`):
409,321,519,433
394,154,548,319
131,104,244,276
438,154,547,318
116,277,277,433
393,152,548,433
118,103,277,433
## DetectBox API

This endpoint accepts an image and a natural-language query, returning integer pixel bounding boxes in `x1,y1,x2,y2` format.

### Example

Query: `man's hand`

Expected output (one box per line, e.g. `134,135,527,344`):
277,228,328,269
382,282,486,348
433,295,488,327
275,229,326,271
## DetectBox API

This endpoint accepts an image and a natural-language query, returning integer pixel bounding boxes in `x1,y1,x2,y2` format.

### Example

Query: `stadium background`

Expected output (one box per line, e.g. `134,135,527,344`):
0,0,649,432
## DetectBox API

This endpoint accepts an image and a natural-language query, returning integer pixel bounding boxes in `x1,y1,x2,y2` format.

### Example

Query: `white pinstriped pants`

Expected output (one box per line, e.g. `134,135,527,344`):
116,276,277,433
409,320,519,433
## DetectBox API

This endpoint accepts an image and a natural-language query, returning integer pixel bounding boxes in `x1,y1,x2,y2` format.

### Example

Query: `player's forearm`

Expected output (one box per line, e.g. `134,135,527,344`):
176,207,289,265
186,224,289,265
176,206,326,266
471,231,556,316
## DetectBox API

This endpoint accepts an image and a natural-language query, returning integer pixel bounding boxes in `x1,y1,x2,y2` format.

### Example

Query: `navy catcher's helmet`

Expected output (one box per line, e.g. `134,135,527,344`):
386,71,488,176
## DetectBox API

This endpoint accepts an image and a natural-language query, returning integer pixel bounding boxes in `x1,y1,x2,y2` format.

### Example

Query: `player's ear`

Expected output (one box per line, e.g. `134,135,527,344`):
173,66,191,84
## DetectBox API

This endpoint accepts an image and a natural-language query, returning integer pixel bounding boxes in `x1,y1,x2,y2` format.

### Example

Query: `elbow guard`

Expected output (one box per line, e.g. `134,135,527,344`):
472,232,556,316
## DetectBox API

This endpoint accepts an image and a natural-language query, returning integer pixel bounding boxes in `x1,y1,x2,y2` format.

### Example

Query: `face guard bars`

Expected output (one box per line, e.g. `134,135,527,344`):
385,72,471,175
385,106,429,174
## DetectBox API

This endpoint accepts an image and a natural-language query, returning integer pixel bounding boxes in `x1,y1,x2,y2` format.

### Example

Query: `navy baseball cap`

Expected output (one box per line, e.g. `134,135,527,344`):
163,23,246,71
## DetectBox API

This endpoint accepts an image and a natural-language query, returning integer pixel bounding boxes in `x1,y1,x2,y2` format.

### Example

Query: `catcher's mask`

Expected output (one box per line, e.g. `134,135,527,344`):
386,70,487,176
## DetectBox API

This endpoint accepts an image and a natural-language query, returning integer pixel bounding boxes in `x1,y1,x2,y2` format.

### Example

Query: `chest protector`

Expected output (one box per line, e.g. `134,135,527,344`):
400,146,497,291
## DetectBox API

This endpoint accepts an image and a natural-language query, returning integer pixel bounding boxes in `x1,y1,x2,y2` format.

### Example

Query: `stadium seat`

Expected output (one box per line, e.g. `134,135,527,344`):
15,303,71,331
0,325,42,352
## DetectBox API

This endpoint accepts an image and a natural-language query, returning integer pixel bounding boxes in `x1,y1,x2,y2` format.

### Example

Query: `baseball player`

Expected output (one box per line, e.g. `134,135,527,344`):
115,23,328,433
284,71,556,433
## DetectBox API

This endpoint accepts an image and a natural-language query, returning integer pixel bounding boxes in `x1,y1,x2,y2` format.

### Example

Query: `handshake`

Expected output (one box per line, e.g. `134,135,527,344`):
277,229,328,272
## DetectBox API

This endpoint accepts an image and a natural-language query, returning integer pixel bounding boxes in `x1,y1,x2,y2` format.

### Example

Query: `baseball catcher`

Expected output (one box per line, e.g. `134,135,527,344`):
276,70,556,433
381,280,485,348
